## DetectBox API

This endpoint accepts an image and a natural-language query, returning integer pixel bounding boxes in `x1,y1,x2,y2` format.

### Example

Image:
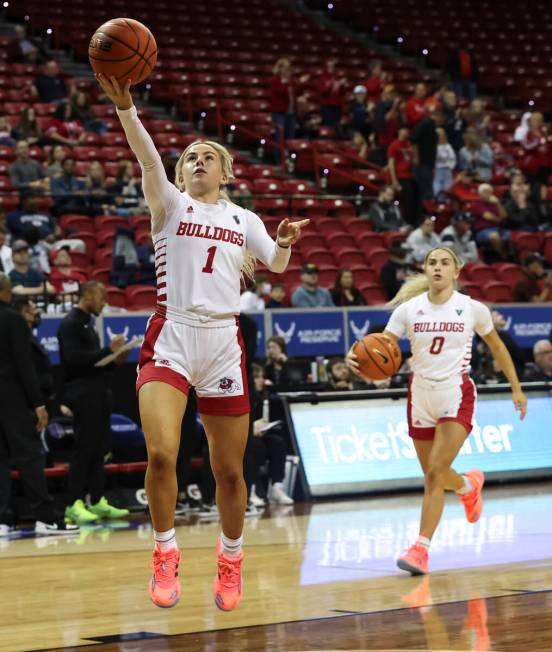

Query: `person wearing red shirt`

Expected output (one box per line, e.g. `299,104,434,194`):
373,85,401,154
46,102,86,148
388,127,418,225
365,60,387,103
446,46,478,100
315,59,347,134
49,248,87,294
405,83,429,127
471,183,511,261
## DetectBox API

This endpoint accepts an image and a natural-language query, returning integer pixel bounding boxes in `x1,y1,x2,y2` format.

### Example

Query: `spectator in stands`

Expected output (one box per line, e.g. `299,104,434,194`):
71,91,107,134
9,140,48,194
521,112,550,184
366,185,410,232
464,99,491,142
45,144,67,179
0,116,16,147
136,235,156,286
433,127,457,198
373,85,402,160
45,102,86,148
523,340,552,382
264,336,291,385
32,60,71,104
270,58,307,161
458,127,493,181
513,253,552,302
316,59,347,133
7,25,46,64
0,226,13,274
8,239,54,295
406,215,441,263
51,157,87,215
11,107,44,147
513,112,531,143
240,273,267,312
405,82,429,127
291,263,334,307
49,248,87,294
380,240,414,300
25,226,51,275
365,60,387,103
411,108,444,200
388,127,418,225
228,183,255,212
471,183,511,260
440,212,479,263
445,45,478,100
7,195,55,238
530,183,552,230
331,268,366,306
349,85,373,144
107,160,146,215
441,89,465,152
249,364,293,505
266,283,286,308
84,161,110,216
502,174,538,231
326,357,355,391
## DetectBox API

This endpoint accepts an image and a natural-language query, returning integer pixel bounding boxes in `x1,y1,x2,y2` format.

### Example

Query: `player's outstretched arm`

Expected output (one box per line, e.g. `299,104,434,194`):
481,329,527,420
246,214,309,273
96,73,179,233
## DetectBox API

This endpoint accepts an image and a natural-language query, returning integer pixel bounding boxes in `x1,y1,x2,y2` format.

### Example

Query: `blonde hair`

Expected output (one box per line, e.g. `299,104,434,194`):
273,57,291,75
174,140,255,279
387,246,463,308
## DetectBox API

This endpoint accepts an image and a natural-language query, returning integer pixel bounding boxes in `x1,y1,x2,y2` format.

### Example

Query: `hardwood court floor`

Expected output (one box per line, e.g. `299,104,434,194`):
0,482,551,651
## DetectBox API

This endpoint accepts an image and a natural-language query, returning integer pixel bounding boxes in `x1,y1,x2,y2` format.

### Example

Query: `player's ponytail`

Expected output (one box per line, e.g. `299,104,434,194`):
175,139,256,280
387,246,463,308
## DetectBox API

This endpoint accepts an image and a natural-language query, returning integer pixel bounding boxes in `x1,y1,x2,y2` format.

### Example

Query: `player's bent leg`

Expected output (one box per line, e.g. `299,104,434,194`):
413,439,463,493
202,413,249,611
139,380,187,608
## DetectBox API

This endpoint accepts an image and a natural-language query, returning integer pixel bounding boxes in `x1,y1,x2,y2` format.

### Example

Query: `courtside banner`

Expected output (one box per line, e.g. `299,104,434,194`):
270,310,345,356
288,393,552,496
36,316,63,365
102,314,149,362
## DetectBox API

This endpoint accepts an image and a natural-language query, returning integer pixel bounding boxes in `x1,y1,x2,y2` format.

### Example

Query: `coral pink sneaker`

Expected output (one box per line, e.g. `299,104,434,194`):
397,542,429,575
460,469,485,523
149,543,181,608
213,538,243,611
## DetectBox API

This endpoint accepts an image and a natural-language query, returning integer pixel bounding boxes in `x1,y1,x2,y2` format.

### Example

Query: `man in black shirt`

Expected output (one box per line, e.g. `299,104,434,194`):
410,109,443,200
380,240,416,300
0,273,78,536
58,280,129,525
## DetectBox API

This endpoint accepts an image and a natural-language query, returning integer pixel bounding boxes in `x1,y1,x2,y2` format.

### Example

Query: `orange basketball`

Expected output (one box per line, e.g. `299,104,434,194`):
353,333,402,380
88,18,157,86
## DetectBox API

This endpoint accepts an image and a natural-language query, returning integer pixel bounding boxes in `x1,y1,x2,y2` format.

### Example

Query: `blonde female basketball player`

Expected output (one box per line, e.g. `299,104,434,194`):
97,74,308,609
346,246,527,575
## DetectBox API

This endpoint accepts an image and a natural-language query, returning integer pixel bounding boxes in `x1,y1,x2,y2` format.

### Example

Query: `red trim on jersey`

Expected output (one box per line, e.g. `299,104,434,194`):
136,313,191,396
196,318,250,416
156,303,167,317
157,282,167,290
438,373,476,434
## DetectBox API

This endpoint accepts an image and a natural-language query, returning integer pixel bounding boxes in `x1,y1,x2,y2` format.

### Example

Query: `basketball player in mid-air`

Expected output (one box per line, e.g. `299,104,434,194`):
347,246,527,574
97,74,309,609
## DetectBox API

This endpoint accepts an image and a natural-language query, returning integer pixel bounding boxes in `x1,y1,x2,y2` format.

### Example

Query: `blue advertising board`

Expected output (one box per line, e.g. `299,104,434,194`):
494,306,552,348
270,310,345,357
245,312,266,358
288,392,552,497
36,316,63,365
102,314,150,363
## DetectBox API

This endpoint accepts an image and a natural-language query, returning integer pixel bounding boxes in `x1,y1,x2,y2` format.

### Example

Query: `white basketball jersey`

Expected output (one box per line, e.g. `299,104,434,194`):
154,192,284,325
385,291,494,380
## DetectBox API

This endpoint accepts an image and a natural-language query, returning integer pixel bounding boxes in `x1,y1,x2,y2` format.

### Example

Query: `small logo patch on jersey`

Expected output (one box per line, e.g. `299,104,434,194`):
156,359,172,367
232,214,240,225
456,309,463,315
186,205,194,213
416,310,425,316
218,377,241,394
415,420,422,425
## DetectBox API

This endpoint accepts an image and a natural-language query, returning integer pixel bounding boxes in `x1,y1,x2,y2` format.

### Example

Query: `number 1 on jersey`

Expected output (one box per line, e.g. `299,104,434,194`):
202,245,217,273
429,336,445,355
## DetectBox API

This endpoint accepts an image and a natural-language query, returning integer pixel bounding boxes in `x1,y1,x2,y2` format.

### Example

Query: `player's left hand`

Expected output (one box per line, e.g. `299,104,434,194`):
277,218,310,247
512,389,527,420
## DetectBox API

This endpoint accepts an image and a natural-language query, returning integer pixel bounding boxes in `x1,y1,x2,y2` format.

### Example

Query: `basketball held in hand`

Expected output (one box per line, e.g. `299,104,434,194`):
353,333,402,380
89,18,157,86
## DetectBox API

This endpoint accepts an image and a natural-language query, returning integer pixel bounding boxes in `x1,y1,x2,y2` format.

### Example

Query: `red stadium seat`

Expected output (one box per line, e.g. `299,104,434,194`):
91,267,111,285
95,216,128,231
464,263,498,284
252,178,285,194
106,287,127,308
359,283,388,305
95,248,113,267
297,234,326,250
510,231,543,253
126,286,157,310
350,267,379,285
67,251,91,268
357,232,386,251
325,233,356,249
59,214,95,233
544,235,552,263
302,247,337,267
483,281,514,303
335,248,368,267
100,132,129,146
366,247,390,272
461,283,485,301
491,263,526,285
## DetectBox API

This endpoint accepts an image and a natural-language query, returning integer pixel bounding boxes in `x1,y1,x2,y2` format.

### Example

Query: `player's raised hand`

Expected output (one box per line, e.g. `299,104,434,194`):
96,73,133,111
277,218,310,247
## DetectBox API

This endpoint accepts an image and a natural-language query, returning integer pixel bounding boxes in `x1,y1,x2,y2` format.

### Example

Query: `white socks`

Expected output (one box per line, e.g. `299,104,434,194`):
154,528,177,552
221,532,243,558
417,535,431,550
456,475,473,496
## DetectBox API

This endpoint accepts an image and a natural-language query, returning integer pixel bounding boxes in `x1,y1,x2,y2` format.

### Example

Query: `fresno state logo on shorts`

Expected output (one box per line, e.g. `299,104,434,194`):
218,377,241,394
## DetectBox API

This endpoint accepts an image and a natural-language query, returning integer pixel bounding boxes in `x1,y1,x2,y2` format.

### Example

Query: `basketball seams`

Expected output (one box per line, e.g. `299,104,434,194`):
122,18,140,51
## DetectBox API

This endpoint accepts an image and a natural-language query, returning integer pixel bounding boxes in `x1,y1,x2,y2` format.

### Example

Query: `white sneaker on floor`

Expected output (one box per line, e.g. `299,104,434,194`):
269,482,294,505
249,485,266,507
0,524,15,537
35,520,80,536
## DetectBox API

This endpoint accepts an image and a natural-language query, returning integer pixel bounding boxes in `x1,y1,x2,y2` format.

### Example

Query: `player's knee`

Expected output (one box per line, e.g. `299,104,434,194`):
212,463,243,491
425,464,447,488
147,446,176,474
